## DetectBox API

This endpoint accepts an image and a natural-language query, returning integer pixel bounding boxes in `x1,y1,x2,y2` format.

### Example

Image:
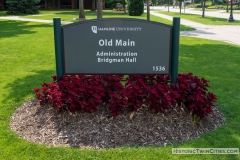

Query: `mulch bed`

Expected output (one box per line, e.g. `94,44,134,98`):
10,99,225,149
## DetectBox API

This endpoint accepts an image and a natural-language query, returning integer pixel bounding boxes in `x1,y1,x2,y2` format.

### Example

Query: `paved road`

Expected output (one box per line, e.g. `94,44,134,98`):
150,11,240,46
149,6,240,20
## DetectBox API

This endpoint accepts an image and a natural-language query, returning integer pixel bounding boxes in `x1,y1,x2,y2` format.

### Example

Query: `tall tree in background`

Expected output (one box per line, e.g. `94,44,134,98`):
79,0,85,18
97,0,103,18
167,0,170,12
53,0,55,9
91,0,96,11
151,0,158,5
177,0,184,13
202,0,206,17
123,0,127,13
147,0,150,20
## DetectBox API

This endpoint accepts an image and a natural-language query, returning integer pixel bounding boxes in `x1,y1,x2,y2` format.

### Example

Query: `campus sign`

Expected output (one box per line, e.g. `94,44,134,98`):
54,17,180,82
62,19,171,74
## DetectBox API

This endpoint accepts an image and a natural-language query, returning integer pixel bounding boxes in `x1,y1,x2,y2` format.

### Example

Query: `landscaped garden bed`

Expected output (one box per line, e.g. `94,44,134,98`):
10,74,225,148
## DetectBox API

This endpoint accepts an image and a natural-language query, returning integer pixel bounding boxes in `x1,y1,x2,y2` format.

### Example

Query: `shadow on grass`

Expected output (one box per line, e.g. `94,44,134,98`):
201,16,240,23
52,10,128,16
2,69,55,106
0,20,52,39
0,11,8,16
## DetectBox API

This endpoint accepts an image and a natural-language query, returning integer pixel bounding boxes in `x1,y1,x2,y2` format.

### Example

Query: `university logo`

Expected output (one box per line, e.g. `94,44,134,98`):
91,26,97,34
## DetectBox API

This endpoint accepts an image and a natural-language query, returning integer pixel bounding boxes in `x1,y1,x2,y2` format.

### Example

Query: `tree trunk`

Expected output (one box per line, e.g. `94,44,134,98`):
123,0,126,13
226,2,229,12
44,0,48,9
168,0,169,12
58,0,60,9
2,0,5,10
53,0,55,9
202,0,205,18
79,0,85,18
97,0,102,19
179,2,182,13
91,0,96,11
147,0,150,20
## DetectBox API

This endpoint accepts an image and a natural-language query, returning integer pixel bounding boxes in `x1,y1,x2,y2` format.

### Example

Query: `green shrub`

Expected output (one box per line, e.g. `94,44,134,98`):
6,0,40,15
106,0,126,9
207,6,215,9
128,0,144,16
215,1,224,5
106,0,117,9
208,4,240,10
187,3,214,8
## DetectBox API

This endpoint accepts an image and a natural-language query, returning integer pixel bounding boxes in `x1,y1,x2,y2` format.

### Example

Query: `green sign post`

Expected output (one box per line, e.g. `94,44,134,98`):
171,17,180,83
53,18,64,80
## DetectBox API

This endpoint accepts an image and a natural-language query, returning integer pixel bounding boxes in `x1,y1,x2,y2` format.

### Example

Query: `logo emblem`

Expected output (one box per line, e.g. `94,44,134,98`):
91,26,97,34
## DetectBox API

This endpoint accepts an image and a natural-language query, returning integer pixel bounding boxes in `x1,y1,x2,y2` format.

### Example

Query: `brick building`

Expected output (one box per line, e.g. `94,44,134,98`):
0,0,105,10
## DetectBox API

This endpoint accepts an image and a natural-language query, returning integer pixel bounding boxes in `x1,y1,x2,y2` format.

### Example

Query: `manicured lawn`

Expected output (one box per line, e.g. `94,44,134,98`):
184,8,227,12
156,10,240,25
0,18,240,159
9,10,194,31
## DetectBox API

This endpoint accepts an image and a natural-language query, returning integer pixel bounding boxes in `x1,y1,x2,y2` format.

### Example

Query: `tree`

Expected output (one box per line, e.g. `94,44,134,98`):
177,0,184,13
123,0,127,13
167,0,170,12
79,0,85,18
52,0,56,9
147,0,150,20
6,0,40,14
91,0,96,11
128,0,144,16
151,0,158,5
97,0,103,18
226,0,229,12
202,0,206,17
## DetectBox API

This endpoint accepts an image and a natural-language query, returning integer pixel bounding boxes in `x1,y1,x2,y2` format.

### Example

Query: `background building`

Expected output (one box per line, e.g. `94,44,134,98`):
0,0,106,10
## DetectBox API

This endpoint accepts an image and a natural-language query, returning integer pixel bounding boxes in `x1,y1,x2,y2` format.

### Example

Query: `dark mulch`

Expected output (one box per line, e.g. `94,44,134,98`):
10,99,225,149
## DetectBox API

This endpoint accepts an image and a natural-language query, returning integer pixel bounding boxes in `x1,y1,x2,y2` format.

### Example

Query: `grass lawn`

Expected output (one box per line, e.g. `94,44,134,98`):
0,10,195,31
184,8,227,12
0,17,240,159
156,10,240,25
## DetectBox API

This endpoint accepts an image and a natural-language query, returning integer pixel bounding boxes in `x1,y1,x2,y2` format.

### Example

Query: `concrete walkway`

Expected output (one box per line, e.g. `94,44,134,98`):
0,16,72,25
150,11,240,46
149,6,240,20
0,12,240,46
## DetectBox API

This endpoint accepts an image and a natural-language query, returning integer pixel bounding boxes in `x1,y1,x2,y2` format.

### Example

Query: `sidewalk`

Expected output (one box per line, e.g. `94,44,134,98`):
149,6,240,20
150,11,240,46
0,16,71,25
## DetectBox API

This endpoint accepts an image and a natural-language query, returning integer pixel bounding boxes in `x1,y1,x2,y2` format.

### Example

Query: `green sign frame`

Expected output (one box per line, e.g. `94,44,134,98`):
53,17,180,83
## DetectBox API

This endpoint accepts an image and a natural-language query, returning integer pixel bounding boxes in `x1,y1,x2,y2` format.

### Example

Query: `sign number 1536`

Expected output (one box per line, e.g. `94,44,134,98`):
153,66,165,71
